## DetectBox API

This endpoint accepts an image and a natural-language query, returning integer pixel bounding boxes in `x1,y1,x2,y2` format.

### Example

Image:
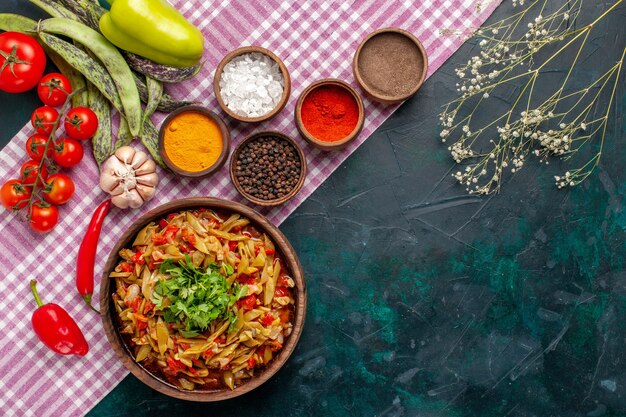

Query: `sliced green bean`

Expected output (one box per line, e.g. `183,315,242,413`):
143,76,163,125
27,0,79,21
38,32,122,110
89,83,113,166
0,14,37,33
140,119,166,169
39,18,142,136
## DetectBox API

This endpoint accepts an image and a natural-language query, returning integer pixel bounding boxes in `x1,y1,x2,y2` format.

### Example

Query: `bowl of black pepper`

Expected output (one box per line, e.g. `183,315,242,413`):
230,131,307,206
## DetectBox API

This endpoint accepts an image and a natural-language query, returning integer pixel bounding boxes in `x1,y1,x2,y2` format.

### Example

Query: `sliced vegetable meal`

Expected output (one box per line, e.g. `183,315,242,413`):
110,209,296,391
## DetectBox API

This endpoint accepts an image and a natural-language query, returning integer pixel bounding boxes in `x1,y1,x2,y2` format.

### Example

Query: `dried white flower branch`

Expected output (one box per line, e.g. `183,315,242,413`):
439,0,625,195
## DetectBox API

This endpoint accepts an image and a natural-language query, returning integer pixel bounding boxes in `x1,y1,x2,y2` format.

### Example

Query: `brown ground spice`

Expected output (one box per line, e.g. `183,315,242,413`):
357,32,424,98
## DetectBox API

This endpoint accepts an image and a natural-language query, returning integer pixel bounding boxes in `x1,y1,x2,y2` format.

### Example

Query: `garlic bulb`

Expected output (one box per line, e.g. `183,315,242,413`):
99,146,159,209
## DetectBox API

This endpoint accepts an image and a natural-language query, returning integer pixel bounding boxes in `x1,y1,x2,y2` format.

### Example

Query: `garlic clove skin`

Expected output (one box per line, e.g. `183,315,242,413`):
134,159,157,176
136,172,159,187
111,189,144,209
131,151,149,170
100,157,127,194
101,146,159,210
115,146,136,164
136,183,156,202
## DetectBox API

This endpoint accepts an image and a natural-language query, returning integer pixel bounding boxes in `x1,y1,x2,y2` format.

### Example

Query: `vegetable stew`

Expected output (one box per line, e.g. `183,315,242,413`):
110,209,295,391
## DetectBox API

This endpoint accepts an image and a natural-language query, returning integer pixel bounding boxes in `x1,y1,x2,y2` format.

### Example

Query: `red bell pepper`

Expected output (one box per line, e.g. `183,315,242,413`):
30,280,88,356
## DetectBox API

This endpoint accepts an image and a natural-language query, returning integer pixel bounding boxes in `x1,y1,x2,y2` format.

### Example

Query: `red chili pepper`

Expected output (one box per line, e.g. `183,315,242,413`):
76,199,111,312
158,219,168,228
228,241,237,251
265,248,275,256
30,280,88,356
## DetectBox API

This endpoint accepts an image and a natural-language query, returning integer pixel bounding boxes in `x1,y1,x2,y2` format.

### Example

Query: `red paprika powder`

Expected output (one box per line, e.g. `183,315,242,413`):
300,85,359,142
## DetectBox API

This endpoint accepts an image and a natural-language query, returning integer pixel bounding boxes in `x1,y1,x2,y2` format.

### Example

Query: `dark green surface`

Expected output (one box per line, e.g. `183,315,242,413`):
2,1,625,416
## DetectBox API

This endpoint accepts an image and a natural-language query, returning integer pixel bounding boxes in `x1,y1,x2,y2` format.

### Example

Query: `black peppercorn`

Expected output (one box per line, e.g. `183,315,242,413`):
234,135,302,201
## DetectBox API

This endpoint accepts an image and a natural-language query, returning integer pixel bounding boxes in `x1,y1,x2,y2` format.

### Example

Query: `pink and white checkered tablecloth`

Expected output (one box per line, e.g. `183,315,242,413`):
0,1,500,415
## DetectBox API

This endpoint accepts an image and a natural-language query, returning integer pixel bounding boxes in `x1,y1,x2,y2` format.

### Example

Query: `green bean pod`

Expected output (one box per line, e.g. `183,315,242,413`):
140,119,166,169
57,0,104,31
0,14,36,33
27,0,79,21
88,83,113,166
38,32,123,110
39,18,142,136
132,71,195,113
143,76,163,125
124,52,204,83
55,0,202,83
114,118,134,151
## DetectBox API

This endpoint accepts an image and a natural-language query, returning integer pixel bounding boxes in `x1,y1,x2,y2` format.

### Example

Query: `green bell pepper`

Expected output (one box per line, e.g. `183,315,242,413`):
99,0,204,68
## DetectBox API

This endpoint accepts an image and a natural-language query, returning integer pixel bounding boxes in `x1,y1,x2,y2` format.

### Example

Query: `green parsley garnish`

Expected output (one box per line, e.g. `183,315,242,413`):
151,257,247,338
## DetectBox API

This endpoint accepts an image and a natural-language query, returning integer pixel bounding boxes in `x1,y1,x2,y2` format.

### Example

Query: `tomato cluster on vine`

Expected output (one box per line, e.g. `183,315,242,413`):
0,72,98,233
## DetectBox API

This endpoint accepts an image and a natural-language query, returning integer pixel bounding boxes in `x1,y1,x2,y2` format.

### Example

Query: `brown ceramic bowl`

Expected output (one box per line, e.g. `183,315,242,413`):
214,46,291,123
230,131,307,207
294,79,365,151
158,105,231,177
100,197,307,402
353,28,428,104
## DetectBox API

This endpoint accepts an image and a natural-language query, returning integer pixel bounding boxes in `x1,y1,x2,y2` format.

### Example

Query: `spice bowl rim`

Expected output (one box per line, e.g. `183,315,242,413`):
157,105,231,177
213,45,292,123
230,131,307,207
294,78,365,151
100,197,307,402
353,27,428,104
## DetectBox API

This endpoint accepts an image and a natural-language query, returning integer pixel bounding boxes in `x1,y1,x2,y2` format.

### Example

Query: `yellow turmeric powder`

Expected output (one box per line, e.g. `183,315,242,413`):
163,111,223,172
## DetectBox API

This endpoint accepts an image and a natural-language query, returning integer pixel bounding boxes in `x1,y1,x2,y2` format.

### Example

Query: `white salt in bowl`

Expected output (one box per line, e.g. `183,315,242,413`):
214,46,291,123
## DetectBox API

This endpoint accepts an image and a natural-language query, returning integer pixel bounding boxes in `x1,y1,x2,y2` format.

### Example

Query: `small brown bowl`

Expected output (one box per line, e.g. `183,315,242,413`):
294,79,364,151
158,105,230,177
230,131,307,207
214,46,291,123
353,28,428,104
101,197,307,402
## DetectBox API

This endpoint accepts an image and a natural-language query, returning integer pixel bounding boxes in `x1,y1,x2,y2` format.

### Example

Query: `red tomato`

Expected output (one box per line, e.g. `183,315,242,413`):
64,107,98,140
274,286,291,298
0,179,31,210
29,201,59,233
25,133,52,162
0,32,46,93
260,312,275,327
37,73,72,107
31,106,59,135
237,295,257,311
43,173,74,205
20,160,47,185
52,137,83,168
